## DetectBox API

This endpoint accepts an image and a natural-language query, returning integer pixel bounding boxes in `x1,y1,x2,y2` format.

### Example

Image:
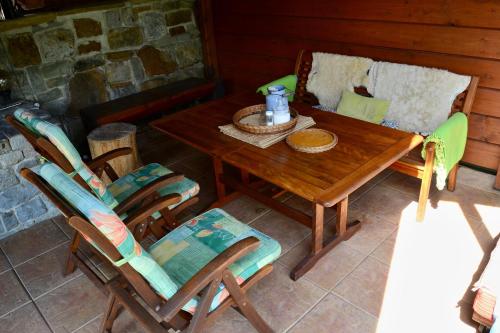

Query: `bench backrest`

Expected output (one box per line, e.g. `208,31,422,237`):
293,49,479,118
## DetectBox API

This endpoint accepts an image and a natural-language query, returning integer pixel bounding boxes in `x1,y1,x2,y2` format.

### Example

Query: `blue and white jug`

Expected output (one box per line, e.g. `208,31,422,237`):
266,85,291,124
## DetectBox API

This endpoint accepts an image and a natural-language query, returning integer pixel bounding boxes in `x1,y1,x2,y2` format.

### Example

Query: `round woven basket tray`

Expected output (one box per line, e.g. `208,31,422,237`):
286,128,338,153
233,104,299,134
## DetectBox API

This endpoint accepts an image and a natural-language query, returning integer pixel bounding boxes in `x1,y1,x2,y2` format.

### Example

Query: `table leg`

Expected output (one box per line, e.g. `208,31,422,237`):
290,197,361,281
336,196,348,235
241,169,250,185
213,157,226,200
312,203,324,254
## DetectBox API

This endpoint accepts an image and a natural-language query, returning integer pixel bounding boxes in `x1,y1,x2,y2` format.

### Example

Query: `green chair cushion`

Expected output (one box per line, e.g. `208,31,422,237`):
149,208,281,312
14,109,118,208
34,162,280,314
337,90,390,124
108,163,199,214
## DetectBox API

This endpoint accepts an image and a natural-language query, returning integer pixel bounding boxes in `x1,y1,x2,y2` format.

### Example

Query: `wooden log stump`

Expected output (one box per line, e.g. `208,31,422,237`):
87,123,141,184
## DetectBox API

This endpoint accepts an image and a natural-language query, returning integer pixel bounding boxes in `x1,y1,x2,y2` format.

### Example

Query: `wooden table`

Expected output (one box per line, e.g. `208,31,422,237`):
151,92,423,280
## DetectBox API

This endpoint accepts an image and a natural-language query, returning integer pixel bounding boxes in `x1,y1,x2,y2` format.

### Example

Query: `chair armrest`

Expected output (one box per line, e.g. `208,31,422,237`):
86,147,132,170
114,173,185,215
87,147,133,181
157,237,260,321
123,193,182,232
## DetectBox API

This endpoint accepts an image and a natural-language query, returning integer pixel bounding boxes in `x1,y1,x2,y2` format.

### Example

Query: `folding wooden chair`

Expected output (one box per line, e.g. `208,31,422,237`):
22,162,279,333
7,109,199,281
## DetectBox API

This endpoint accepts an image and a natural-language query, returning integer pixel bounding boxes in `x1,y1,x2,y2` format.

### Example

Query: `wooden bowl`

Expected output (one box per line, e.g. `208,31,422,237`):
286,128,338,153
233,104,298,134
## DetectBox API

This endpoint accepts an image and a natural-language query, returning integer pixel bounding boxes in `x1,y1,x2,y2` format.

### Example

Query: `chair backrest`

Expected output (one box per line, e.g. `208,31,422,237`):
293,49,480,118
25,162,180,309
10,109,118,208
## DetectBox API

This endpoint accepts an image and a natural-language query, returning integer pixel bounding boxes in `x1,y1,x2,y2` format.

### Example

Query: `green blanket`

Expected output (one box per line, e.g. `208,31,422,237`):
421,112,468,190
256,74,298,102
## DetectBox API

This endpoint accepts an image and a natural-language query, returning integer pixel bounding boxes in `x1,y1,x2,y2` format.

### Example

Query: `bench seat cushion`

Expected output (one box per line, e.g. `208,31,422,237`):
148,208,282,312
108,163,199,211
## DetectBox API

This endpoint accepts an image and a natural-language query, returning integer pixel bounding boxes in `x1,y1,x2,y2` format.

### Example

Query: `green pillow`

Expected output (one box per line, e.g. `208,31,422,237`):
337,90,390,124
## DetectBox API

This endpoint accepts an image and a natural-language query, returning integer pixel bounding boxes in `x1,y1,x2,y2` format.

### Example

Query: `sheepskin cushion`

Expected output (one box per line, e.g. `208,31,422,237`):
367,61,471,134
306,52,373,110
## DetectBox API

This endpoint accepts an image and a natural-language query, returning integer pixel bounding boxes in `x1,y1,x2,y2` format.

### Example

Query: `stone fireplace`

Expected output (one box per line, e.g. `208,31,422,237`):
0,0,203,113
0,0,205,238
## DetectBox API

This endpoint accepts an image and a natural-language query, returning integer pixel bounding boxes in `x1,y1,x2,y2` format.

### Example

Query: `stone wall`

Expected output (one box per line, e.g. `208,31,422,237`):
0,0,204,116
0,0,204,239
0,102,59,239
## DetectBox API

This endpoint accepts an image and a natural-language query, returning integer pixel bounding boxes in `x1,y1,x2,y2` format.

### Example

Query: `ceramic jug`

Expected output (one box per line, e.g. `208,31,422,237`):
266,85,289,112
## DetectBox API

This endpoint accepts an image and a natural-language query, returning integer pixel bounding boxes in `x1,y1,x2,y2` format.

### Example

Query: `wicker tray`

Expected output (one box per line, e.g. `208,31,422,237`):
233,104,298,134
286,128,338,153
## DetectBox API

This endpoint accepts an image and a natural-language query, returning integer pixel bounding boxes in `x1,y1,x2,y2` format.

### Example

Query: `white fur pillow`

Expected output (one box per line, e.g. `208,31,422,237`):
306,52,373,109
367,62,471,134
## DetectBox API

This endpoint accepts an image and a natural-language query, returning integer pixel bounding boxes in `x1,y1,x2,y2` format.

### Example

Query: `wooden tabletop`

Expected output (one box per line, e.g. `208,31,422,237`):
151,92,423,207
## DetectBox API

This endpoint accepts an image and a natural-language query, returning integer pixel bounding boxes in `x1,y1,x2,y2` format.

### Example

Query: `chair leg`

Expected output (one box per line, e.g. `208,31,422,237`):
417,145,435,222
187,278,221,333
99,293,121,333
222,270,273,333
447,164,459,192
64,233,80,275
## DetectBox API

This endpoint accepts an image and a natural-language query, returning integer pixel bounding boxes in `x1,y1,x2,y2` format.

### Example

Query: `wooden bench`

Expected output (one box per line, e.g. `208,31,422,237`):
294,50,480,221
80,77,216,132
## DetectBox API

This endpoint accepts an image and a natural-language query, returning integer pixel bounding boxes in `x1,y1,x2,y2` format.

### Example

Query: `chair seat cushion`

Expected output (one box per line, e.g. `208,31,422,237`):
148,208,282,313
108,163,199,210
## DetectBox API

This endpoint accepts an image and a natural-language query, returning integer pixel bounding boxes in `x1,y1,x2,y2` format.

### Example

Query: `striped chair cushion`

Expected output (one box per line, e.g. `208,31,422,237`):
149,208,282,313
108,163,199,212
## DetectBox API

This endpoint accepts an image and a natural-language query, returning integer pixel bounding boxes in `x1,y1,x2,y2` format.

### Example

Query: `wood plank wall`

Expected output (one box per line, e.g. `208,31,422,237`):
211,0,500,171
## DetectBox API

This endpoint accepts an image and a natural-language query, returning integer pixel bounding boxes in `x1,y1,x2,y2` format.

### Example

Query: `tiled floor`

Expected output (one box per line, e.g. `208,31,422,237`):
0,127,499,332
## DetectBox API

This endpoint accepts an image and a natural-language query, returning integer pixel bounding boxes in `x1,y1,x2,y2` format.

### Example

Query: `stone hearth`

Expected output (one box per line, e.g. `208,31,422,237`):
0,0,204,116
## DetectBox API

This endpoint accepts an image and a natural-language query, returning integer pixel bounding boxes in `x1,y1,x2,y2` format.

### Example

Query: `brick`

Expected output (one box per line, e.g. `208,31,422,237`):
107,27,143,49
73,18,102,38
77,41,101,55
15,196,47,223
0,150,23,168
169,25,186,36
35,28,75,62
137,46,177,76
0,211,18,231
165,9,192,26
0,169,18,189
6,33,41,68
140,12,167,40
74,55,105,72
0,139,11,154
0,184,38,212
9,134,31,150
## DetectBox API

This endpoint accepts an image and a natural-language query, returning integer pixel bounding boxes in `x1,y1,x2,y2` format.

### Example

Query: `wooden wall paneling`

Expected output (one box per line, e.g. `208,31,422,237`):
463,139,500,171
215,15,500,61
468,114,500,145
472,88,500,117
197,0,220,79
211,0,500,170
215,34,500,92
214,0,500,30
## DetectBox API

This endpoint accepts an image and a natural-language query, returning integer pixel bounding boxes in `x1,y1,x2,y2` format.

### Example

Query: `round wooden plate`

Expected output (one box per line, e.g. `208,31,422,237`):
233,104,299,134
286,128,338,153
